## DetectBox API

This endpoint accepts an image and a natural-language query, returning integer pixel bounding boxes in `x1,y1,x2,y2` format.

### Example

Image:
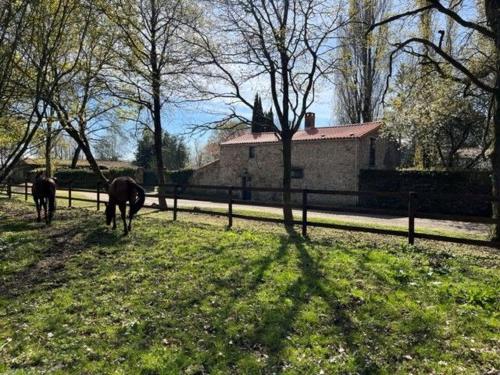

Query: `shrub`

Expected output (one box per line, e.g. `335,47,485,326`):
165,169,194,186
358,169,492,216
55,168,138,189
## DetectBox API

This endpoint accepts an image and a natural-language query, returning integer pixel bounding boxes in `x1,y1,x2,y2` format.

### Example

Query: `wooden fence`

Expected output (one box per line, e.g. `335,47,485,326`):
1,180,499,249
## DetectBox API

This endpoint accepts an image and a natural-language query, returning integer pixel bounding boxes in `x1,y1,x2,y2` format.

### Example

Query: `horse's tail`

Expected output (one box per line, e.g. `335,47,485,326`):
130,182,145,216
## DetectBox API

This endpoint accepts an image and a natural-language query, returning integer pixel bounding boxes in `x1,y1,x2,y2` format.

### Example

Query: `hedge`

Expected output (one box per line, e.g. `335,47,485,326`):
165,169,194,186
358,169,492,217
142,169,194,187
54,168,138,189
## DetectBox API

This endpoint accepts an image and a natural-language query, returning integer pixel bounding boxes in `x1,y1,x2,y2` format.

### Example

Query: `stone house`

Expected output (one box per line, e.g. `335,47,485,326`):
190,113,399,205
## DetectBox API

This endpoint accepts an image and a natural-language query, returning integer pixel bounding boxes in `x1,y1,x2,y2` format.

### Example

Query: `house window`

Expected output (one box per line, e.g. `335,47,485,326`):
369,138,376,167
291,167,304,179
249,146,255,159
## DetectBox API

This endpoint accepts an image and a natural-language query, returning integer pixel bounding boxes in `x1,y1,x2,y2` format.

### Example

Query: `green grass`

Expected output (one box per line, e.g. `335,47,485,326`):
0,199,498,374
178,205,488,240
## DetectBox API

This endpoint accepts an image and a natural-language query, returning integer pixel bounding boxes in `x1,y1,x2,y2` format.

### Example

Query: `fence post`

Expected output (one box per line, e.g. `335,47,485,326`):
97,182,100,211
173,185,178,221
25,178,28,201
7,181,11,199
228,186,233,228
68,182,72,208
302,189,308,237
408,191,416,245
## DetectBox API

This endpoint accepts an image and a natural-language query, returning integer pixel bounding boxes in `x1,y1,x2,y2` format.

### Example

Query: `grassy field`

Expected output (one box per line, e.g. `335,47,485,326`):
0,199,498,374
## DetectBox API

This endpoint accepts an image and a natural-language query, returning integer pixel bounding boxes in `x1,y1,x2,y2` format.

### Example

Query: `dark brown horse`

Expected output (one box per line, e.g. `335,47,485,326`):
32,172,57,224
105,176,145,235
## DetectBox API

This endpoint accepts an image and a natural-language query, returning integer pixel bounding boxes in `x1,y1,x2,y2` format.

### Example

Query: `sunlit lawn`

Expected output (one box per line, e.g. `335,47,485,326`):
0,199,498,374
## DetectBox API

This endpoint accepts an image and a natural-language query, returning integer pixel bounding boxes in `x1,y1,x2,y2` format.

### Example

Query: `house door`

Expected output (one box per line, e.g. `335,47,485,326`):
242,175,252,200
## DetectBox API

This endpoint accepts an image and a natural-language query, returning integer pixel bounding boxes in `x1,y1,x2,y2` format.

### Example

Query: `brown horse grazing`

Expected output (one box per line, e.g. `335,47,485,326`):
105,176,145,235
32,172,57,224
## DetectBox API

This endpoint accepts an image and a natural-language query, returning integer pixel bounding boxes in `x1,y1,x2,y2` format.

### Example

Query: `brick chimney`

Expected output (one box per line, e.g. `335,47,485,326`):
305,112,315,129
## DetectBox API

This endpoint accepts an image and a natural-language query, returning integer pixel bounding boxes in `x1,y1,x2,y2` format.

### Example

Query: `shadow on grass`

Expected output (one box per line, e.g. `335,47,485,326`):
196,228,359,371
0,219,44,233
0,209,123,298
210,229,436,372
247,233,355,367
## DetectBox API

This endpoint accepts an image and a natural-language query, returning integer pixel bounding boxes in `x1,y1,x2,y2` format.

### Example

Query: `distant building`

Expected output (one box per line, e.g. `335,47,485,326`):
190,113,399,205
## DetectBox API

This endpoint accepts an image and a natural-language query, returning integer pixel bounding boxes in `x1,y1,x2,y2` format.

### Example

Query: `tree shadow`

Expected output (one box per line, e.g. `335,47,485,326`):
195,227,358,371
247,234,356,368
0,215,123,298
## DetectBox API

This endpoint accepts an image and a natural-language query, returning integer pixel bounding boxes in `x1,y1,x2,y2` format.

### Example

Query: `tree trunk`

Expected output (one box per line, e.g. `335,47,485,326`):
0,126,39,183
282,134,293,228
153,96,167,210
489,1,500,241
78,136,108,185
491,89,500,241
149,0,167,210
45,116,52,177
0,111,44,183
71,145,81,168
58,120,109,185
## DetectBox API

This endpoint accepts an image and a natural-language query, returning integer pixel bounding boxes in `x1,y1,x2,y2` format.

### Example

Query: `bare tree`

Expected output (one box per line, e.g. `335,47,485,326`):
190,0,345,226
104,0,198,209
370,0,500,239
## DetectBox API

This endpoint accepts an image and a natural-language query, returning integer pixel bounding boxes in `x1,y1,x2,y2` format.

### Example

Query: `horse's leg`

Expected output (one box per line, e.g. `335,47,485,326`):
34,198,41,222
112,204,117,230
119,203,128,235
127,202,133,232
42,198,48,224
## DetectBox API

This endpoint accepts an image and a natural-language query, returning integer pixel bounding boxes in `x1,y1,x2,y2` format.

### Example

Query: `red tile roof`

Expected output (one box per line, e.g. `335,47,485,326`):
221,122,382,145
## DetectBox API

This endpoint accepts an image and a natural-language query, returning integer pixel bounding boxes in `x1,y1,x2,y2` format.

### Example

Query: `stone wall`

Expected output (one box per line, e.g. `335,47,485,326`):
218,138,363,205
190,130,399,206
358,133,400,170
190,160,221,185
188,160,225,197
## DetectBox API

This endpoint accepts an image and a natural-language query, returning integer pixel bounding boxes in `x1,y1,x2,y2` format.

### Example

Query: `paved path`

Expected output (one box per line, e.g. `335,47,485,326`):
73,189,489,235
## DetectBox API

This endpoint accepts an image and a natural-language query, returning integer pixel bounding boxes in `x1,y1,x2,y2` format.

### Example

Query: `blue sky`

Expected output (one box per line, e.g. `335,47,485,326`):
120,87,337,161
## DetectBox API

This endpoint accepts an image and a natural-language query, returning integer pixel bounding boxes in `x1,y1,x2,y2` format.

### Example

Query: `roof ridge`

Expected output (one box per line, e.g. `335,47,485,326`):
239,121,382,136
302,121,382,130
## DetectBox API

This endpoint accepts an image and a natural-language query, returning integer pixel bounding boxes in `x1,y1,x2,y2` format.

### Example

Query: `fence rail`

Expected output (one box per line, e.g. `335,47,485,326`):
1,180,499,249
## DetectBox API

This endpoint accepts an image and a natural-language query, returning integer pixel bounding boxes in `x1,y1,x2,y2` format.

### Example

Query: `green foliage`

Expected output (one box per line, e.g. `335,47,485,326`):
251,94,273,132
54,168,138,188
135,131,189,171
165,168,194,186
141,168,194,187
384,65,490,169
0,199,498,373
